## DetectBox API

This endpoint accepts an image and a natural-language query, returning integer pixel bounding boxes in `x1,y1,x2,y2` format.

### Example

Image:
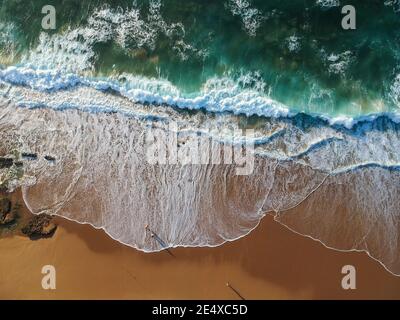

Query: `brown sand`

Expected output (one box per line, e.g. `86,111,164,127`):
0,211,400,300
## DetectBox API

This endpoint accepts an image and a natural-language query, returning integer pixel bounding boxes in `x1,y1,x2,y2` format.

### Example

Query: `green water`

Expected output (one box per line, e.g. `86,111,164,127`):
1,0,400,116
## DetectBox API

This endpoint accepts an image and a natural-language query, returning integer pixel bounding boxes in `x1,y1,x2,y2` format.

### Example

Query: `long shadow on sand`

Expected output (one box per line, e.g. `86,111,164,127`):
59,212,400,299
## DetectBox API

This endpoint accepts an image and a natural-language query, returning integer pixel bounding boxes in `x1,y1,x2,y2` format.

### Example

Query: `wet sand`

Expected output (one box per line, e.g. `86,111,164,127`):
0,211,399,299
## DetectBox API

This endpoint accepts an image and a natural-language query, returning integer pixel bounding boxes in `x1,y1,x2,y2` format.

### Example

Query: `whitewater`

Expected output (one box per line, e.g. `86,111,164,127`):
0,67,399,276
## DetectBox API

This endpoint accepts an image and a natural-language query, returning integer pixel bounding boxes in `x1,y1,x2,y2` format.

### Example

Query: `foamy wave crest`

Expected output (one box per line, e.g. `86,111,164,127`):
2,65,400,130
0,22,20,61
226,0,265,36
3,75,400,173
316,0,341,9
320,49,355,77
20,1,206,73
0,65,291,118
385,0,400,13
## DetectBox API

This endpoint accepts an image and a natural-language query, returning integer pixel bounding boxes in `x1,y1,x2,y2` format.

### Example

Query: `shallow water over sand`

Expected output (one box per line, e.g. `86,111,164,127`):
0,92,399,275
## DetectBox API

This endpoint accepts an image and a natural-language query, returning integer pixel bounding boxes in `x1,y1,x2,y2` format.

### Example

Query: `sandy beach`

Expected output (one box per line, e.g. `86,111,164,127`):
0,204,399,300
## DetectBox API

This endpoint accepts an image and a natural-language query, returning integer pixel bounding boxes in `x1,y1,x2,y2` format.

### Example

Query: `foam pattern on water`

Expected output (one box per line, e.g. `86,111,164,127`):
0,86,399,275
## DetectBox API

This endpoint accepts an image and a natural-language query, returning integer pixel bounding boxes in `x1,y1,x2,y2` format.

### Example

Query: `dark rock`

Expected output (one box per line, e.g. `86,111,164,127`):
22,214,57,239
0,198,11,216
14,161,23,167
0,157,13,169
1,212,16,225
21,152,38,160
44,155,56,162
0,198,14,225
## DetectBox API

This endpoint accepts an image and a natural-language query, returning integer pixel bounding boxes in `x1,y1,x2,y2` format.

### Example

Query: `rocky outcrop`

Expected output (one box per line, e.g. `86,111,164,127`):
21,214,57,239
21,152,38,160
0,157,13,169
0,197,15,225
44,155,56,162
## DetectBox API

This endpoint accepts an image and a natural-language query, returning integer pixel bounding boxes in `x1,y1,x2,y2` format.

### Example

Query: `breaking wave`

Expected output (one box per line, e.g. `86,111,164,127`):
2,65,400,129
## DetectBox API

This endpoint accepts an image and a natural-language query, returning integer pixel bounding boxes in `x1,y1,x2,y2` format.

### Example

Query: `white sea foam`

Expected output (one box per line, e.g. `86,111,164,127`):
3,65,400,131
1,95,399,275
316,0,341,9
320,50,354,76
22,31,97,73
286,35,301,53
3,68,400,176
385,0,400,13
0,22,19,59
226,0,264,36
21,1,206,74
0,65,291,119
390,73,400,107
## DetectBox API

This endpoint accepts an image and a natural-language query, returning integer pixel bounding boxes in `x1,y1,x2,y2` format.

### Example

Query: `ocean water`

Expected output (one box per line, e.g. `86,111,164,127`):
2,0,400,117
0,0,400,275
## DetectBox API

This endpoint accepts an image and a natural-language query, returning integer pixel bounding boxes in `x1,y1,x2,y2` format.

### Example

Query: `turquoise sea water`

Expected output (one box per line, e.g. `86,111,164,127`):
1,0,400,116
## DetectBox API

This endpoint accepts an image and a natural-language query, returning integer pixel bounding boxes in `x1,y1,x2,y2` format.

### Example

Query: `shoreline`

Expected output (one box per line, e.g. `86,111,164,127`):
26,203,400,279
0,193,400,299
1,101,400,298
